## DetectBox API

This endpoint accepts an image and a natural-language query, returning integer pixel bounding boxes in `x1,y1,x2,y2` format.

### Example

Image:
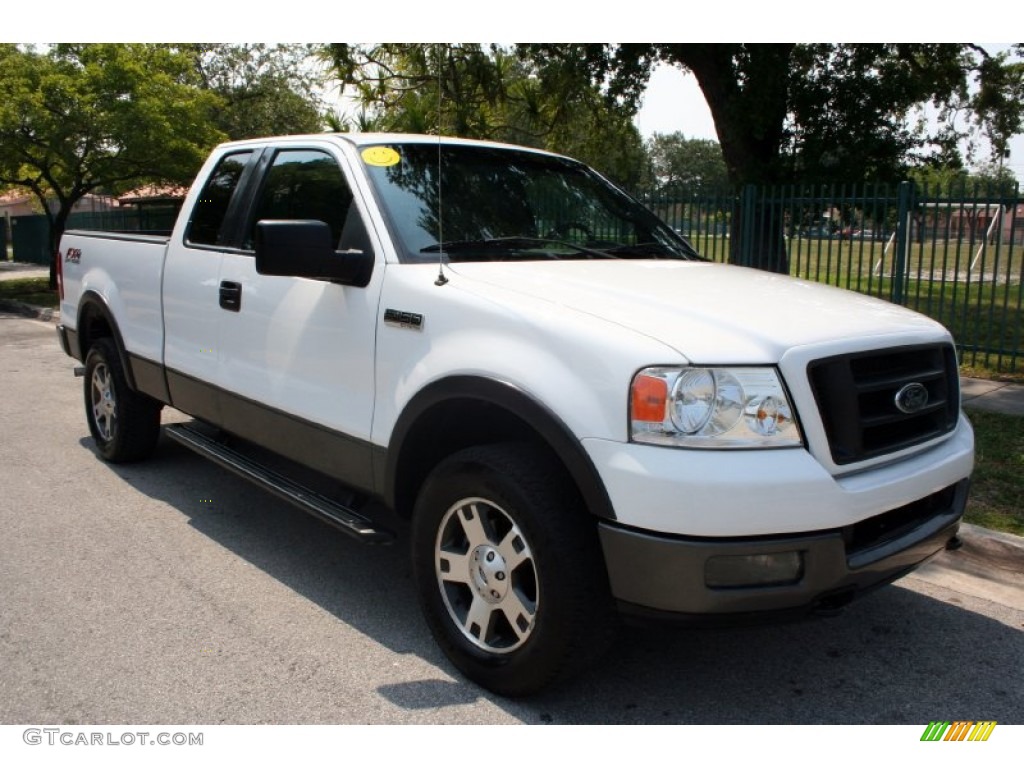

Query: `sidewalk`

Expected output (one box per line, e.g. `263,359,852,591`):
961,377,1024,416
904,523,1024,613
0,262,49,281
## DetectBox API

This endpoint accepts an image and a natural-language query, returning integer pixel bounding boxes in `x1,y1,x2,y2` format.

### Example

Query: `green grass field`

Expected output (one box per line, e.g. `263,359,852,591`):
963,410,1024,536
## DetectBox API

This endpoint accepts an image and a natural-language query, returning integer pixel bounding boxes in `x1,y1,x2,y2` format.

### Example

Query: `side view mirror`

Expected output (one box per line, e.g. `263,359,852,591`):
255,219,373,287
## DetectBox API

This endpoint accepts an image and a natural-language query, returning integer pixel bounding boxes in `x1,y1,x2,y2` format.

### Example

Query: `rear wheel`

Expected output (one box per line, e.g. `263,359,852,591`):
412,443,616,696
84,338,161,462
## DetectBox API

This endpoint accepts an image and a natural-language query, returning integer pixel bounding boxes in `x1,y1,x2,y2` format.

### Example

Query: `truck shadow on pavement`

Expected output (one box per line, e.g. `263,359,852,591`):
96,433,1024,725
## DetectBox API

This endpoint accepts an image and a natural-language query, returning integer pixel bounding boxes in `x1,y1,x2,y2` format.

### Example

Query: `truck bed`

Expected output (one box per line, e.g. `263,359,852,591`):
59,229,170,367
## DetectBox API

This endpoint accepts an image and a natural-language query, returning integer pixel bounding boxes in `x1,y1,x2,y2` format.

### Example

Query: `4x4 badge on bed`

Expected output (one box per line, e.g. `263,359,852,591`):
895,382,929,414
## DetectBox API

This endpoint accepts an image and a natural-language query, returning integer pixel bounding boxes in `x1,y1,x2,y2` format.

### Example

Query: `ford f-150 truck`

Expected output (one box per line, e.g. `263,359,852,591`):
56,133,974,696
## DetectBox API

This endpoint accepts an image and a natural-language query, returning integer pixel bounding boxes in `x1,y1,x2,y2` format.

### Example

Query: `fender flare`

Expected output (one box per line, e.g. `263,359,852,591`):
383,375,617,521
77,291,138,392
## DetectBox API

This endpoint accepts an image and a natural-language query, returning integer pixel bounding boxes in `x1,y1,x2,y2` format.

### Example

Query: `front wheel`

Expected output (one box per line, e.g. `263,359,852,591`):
412,443,616,696
84,338,162,462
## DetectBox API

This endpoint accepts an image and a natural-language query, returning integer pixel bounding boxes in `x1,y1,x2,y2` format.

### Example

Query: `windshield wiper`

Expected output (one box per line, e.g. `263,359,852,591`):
601,241,705,260
420,236,619,260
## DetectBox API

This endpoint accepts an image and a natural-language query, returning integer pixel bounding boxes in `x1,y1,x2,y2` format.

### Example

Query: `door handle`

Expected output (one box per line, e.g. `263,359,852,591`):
219,281,242,312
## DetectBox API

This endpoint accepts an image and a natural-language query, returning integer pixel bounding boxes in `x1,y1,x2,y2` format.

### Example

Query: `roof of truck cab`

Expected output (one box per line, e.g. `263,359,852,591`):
214,132,567,159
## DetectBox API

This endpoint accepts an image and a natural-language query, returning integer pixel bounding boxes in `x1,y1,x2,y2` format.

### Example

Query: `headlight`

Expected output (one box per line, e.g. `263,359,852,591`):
630,366,802,448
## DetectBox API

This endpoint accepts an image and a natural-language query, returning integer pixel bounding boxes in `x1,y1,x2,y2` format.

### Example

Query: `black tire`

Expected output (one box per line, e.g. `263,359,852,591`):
412,443,617,697
83,338,162,463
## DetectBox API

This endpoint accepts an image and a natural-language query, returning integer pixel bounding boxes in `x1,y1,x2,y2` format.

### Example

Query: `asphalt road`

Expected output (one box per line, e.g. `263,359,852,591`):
1,311,1021,725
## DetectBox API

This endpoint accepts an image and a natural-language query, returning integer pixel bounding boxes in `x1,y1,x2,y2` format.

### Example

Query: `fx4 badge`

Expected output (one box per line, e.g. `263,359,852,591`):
64,248,82,264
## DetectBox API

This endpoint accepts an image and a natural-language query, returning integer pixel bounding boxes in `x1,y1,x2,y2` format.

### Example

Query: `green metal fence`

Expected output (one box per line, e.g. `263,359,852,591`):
10,215,52,265
8,207,179,267
68,206,179,234
643,181,1024,374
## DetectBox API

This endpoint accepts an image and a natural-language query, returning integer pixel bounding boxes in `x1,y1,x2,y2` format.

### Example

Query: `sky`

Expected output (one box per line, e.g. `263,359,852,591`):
634,64,719,140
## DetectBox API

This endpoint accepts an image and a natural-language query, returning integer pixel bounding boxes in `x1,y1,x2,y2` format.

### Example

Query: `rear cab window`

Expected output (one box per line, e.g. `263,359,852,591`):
186,151,255,247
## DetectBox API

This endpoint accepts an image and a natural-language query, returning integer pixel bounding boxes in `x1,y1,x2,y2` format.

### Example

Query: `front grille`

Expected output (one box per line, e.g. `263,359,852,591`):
808,344,959,465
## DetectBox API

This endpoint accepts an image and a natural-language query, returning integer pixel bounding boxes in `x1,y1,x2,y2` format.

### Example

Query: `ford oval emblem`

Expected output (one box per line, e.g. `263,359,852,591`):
895,382,930,414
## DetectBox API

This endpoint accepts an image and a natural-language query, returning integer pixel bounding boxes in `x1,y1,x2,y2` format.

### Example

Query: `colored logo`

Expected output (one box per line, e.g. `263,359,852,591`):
920,721,997,741
895,382,929,414
64,247,82,263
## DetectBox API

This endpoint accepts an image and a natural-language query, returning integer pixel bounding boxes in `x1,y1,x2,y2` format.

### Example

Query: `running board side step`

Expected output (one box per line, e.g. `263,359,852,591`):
165,423,393,544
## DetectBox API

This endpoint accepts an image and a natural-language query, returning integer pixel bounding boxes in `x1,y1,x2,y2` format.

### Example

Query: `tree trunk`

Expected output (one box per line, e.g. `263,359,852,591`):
47,207,68,290
665,44,795,274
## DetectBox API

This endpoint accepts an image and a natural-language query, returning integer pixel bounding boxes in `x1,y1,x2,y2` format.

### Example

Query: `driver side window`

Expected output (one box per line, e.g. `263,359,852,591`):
245,149,370,254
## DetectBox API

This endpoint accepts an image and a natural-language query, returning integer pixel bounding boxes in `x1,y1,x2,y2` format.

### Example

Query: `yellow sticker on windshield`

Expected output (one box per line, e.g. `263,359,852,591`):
362,147,401,167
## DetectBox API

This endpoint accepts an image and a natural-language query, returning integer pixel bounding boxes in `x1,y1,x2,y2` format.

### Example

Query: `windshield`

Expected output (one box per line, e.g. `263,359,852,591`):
359,142,702,263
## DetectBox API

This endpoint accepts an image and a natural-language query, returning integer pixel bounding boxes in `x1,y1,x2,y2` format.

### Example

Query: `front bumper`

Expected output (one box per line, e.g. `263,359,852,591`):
582,415,973,537
599,478,968,620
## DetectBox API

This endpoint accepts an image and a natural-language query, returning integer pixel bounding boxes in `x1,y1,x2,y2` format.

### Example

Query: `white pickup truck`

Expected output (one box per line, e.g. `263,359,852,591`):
56,133,974,696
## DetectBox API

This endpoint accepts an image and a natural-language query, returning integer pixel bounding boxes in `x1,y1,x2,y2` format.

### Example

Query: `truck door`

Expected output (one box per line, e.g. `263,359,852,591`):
163,149,260,424
213,144,384,492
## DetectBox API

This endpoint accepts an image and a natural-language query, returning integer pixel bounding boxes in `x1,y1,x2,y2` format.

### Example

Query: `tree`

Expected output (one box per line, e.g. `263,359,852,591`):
325,44,649,189
971,44,1024,165
0,44,224,285
908,162,1018,197
328,44,508,137
906,165,972,197
645,132,729,192
970,159,1019,194
521,43,1024,273
186,44,327,139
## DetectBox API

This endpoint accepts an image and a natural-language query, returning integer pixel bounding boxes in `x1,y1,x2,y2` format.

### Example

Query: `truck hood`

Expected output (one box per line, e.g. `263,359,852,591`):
448,260,948,363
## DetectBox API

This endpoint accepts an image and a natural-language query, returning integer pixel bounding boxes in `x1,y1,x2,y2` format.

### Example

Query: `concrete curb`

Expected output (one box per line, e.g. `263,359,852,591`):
0,299,59,323
961,378,1024,416
904,523,1024,611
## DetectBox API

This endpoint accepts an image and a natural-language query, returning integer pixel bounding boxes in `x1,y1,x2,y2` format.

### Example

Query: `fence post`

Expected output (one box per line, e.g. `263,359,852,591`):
735,184,757,267
892,180,915,305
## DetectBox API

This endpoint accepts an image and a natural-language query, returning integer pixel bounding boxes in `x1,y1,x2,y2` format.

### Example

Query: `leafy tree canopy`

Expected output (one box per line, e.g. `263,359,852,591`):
908,160,1018,196
185,44,327,139
0,43,226,284
521,44,1024,187
644,132,729,192
325,43,648,188
0,44,224,236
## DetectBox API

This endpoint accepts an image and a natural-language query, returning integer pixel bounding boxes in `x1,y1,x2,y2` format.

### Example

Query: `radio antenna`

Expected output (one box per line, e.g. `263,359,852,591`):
434,42,448,287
